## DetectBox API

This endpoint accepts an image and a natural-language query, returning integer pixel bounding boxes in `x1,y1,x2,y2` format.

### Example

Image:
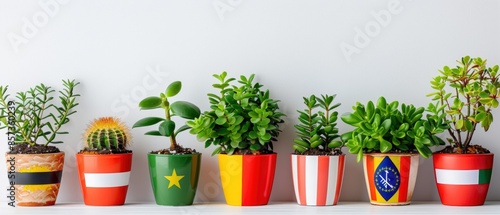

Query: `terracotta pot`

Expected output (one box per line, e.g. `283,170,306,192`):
362,153,419,205
290,154,345,206
76,153,132,206
433,153,494,206
218,153,277,206
148,153,201,206
5,152,64,206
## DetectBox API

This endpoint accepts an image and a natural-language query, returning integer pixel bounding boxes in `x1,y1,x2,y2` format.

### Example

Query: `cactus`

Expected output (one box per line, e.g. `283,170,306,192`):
84,117,131,151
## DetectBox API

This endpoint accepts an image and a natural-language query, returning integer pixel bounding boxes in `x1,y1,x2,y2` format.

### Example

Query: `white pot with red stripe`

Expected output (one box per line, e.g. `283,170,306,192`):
362,153,419,206
290,154,345,206
433,153,494,206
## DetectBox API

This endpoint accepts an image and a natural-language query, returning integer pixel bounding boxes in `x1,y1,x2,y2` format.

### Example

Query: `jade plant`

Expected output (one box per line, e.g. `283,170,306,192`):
293,94,343,155
428,56,500,153
0,79,80,153
341,96,448,162
187,71,285,155
80,117,132,154
133,81,201,154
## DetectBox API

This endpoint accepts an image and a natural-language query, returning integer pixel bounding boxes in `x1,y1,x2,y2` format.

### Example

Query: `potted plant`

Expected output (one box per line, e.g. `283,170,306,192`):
291,94,345,206
340,96,448,205
76,117,133,206
0,80,80,206
133,80,201,206
428,56,499,206
187,71,285,206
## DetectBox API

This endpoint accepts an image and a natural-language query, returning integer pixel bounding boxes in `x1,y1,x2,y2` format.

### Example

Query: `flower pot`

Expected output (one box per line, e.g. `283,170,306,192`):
148,153,201,206
290,154,345,206
433,153,493,206
5,152,64,206
218,153,277,206
76,153,132,206
362,153,419,205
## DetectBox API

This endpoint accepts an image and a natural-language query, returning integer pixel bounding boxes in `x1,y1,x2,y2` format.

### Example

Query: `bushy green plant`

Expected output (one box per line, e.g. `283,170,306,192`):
428,56,500,153
0,79,80,147
341,96,448,162
293,94,343,155
82,117,131,153
133,81,200,153
187,71,285,155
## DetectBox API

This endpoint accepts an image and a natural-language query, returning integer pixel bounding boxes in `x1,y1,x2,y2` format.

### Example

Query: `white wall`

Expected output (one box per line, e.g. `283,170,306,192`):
1,0,499,203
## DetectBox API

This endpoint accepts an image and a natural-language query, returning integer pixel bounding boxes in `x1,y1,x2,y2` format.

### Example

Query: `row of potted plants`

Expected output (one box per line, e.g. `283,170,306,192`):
0,56,498,207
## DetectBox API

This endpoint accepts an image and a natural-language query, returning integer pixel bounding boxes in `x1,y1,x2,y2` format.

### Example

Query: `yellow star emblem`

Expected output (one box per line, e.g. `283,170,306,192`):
164,169,184,189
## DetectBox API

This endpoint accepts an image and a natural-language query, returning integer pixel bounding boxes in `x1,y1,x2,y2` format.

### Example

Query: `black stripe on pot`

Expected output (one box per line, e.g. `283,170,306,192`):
13,171,63,185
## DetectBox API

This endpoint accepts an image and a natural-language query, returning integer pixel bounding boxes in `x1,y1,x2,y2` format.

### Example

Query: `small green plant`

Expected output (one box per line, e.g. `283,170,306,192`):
0,79,80,147
133,81,201,153
428,56,500,153
341,96,448,162
293,94,343,155
187,71,285,156
82,117,131,153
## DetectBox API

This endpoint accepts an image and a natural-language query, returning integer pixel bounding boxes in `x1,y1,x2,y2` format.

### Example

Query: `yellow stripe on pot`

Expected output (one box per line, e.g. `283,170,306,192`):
218,154,243,205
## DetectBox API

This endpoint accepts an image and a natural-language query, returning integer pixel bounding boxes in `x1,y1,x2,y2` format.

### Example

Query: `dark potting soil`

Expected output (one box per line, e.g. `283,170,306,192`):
78,148,132,154
292,148,343,156
8,143,60,154
435,145,490,154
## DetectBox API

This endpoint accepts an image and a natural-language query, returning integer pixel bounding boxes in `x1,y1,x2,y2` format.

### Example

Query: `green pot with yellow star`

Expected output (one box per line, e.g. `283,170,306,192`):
148,153,201,206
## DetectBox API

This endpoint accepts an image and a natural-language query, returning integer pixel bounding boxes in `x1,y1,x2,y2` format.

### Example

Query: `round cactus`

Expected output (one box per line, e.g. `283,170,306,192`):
84,117,131,150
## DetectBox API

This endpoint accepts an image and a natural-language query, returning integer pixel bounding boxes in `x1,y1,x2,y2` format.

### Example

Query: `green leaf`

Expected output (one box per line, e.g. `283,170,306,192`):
379,139,392,153
133,117,164,128
159,120,175,137
171,101,201,119
145,131,162,136
139,96,162,109
166,81,182,97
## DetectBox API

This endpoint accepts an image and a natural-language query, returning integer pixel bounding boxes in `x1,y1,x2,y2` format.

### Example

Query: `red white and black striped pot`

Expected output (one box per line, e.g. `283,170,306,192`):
290,154,345,206
433,153,494,206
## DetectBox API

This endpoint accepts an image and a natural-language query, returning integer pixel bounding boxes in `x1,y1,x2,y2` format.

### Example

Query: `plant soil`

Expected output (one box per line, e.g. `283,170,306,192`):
293,148,343,156
8,143,60,154
151,144,198,155
435,145,490,154
78,148,132,154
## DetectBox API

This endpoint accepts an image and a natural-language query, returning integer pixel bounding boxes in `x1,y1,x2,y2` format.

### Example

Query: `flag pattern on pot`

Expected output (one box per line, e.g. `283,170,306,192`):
433,153,494,206
363,154,419,204
291,155,345,206
218,154,277,206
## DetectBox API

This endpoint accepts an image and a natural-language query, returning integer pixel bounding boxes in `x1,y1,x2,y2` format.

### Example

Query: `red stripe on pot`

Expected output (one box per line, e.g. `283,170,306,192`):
241,154,276,206
297,155,307,205
433,153,493,170
398,156,410,202
316,156,329,205
364,155,377,201
333,155,345,205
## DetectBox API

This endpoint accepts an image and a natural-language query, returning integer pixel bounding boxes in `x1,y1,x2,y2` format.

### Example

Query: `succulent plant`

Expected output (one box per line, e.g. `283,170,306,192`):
428,56,500,153
293,94,343,155
83,117,131,152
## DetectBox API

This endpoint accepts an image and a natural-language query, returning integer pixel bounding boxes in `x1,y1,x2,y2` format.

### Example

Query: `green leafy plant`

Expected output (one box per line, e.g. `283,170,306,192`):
187,71,285,156
341,96,448,162
428,56,500,153
133,81,201,153
0,79,80,147
81,117,131,153
293,94,343,155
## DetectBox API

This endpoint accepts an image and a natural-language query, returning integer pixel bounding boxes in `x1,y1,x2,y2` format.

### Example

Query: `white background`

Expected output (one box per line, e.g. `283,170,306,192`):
0,0,499,204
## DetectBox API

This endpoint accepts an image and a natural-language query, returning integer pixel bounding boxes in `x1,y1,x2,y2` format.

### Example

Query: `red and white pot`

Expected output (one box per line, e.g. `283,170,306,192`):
290,154,345,206
433,153,493,206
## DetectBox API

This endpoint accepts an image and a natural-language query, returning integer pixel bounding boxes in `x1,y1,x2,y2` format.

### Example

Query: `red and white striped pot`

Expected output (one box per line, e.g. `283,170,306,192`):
433,153,494,206
290,154,345,206
363,153,419,205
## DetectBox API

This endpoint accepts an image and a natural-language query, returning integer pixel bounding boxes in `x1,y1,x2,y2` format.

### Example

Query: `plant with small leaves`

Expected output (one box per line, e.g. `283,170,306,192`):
341,96,448,162
82,117,131,153
293,94,343,155
133,81,200,152
428,56,500,153
0,79,80,147
187,71,285,156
